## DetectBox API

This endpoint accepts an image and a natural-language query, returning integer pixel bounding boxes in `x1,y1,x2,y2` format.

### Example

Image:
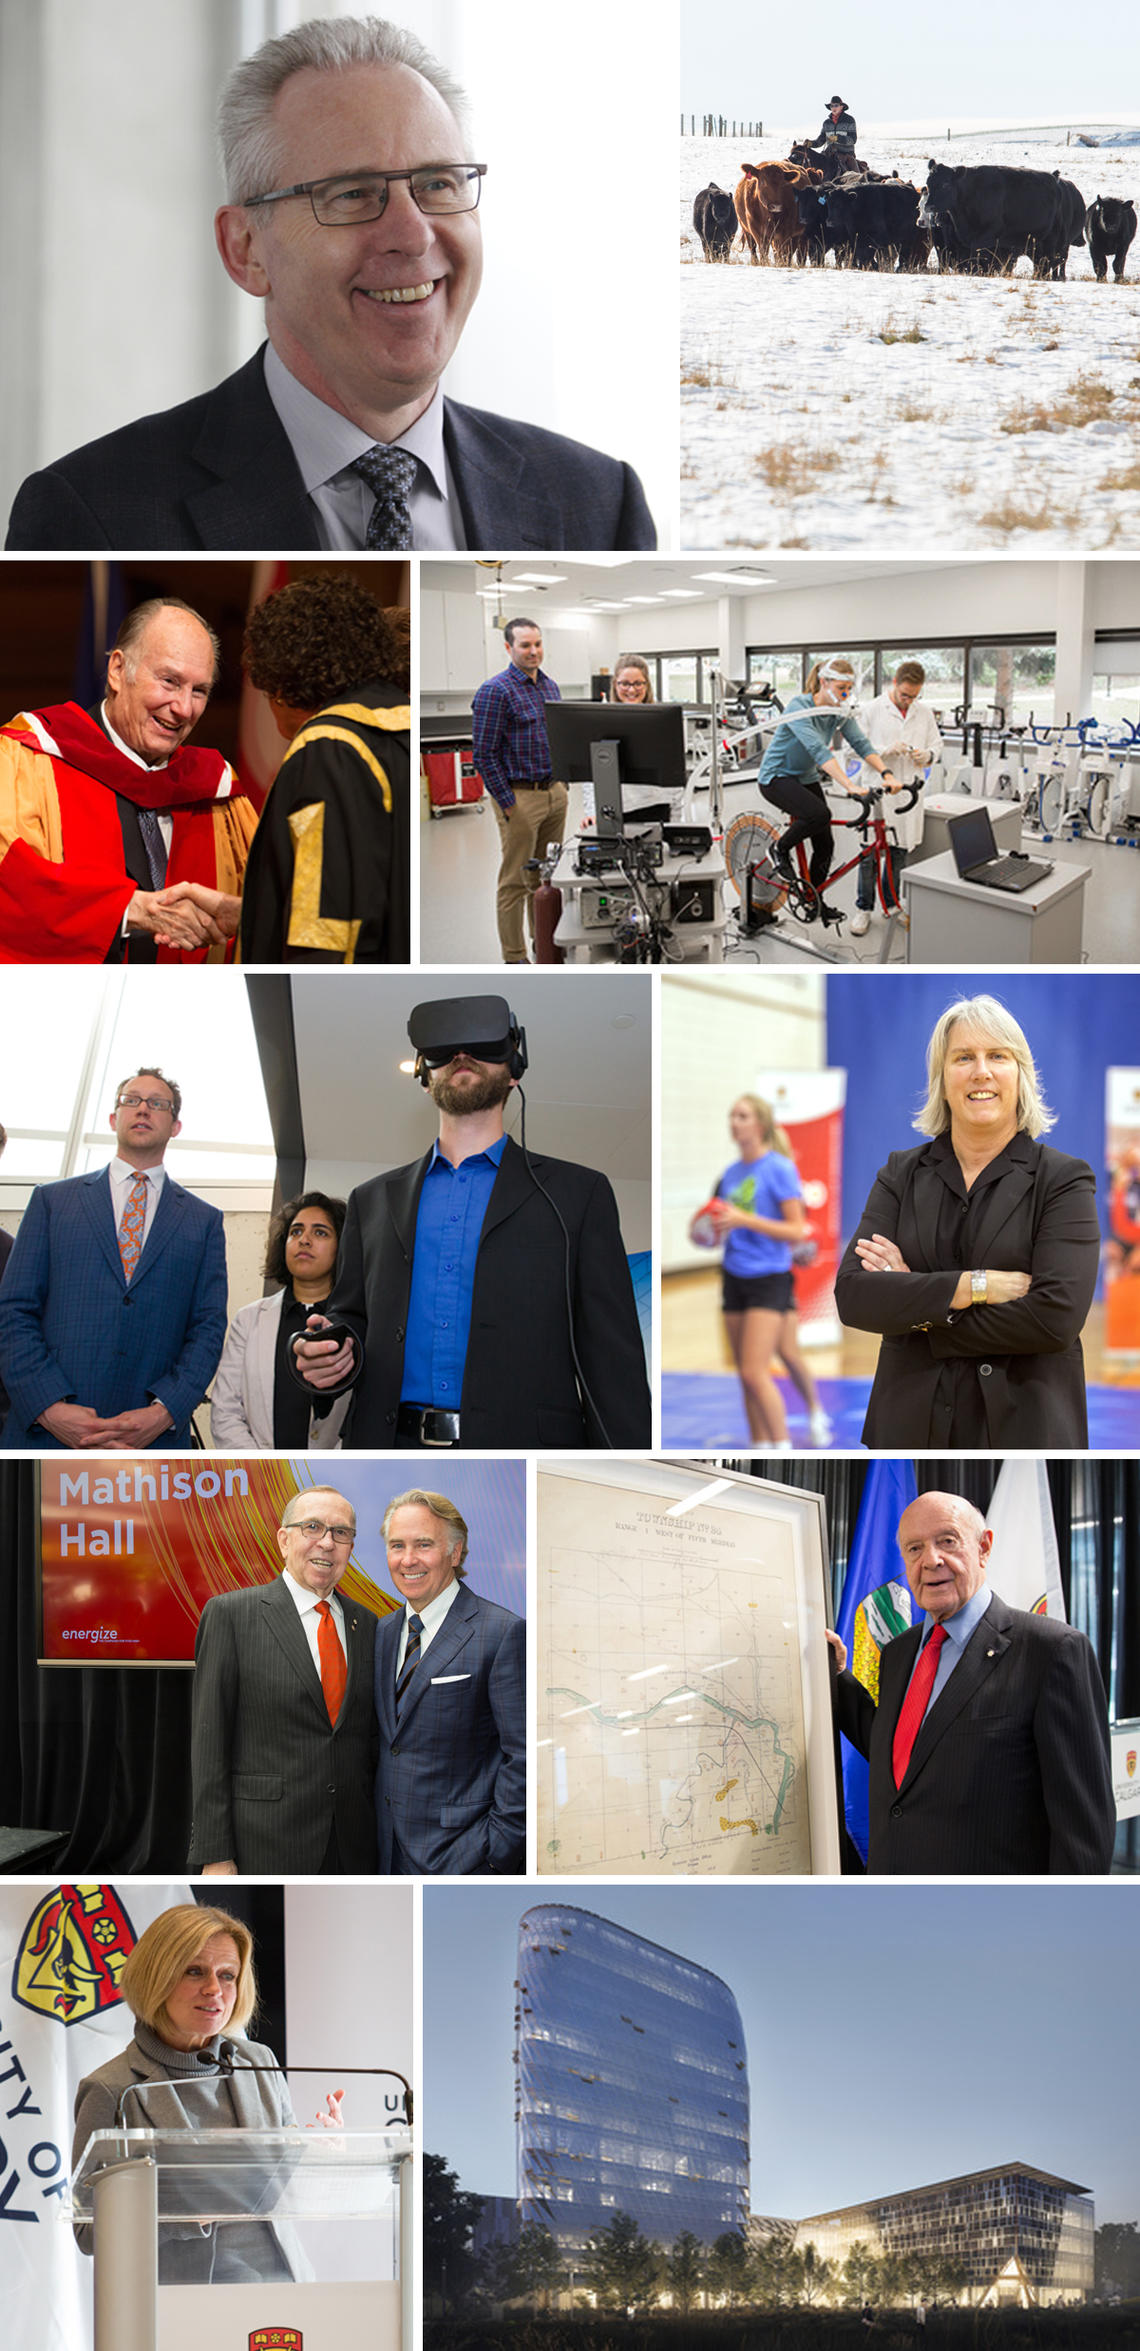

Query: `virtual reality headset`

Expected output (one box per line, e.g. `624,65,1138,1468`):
407,995,528,1086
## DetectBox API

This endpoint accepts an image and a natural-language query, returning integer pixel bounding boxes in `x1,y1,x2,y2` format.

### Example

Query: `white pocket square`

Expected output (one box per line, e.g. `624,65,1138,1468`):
431,1673,471,1683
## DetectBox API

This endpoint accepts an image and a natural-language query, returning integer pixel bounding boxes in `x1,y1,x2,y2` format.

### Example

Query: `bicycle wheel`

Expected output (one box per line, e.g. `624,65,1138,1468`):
1038,773,1066,834
724,812,788,914
1086,776,1111,839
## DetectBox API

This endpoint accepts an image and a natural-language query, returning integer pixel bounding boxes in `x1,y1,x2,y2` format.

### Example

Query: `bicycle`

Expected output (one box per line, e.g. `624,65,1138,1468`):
725,781,921,945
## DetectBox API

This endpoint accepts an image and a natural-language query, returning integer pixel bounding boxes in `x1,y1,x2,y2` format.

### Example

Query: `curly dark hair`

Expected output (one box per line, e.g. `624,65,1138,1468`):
243,574,411,709
264,1190,347,1286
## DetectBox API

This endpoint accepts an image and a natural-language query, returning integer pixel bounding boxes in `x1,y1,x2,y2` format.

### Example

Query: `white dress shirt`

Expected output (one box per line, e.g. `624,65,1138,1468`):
281,1569,347,1679
108,1156,166,1257
100,701,175,857
263,344,465,549
395,1574,462,1673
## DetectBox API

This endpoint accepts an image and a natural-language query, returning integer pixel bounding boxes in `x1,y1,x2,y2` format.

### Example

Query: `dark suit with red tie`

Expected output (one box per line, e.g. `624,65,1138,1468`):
188,1574,381,1873
836,1588,1115,1874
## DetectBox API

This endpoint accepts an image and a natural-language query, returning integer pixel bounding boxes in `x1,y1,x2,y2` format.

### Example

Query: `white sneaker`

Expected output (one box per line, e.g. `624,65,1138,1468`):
849,909,871,937
809,1408,834,1447
770,1438,794,1455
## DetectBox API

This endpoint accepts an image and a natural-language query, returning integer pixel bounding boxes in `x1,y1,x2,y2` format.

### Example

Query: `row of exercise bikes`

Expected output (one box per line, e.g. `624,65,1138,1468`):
686,687,1140,955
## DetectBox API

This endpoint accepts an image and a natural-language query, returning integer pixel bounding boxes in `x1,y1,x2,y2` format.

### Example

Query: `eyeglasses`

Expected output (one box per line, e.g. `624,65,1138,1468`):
244,163,487,227
116,1094,176,1114
289,1518,356,1545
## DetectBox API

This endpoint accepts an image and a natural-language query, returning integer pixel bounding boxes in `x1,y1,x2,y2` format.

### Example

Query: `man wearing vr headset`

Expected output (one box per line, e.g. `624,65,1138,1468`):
292,994,650,1448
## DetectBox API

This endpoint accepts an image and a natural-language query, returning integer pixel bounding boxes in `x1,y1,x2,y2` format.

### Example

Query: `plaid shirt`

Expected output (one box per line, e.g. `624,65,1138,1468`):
471,661,562,810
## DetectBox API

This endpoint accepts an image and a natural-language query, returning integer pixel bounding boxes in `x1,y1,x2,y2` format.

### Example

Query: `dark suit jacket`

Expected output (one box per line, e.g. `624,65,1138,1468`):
312,1135,651,1448
834,1132,1099,1447
187,1574,380,1873
6,347,656,552
837,1589,1116,1874
375,1581,525,1875
0,1167,227,1447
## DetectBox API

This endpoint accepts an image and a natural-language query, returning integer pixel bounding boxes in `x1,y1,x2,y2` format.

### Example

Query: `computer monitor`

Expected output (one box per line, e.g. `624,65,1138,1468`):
543,702,688,837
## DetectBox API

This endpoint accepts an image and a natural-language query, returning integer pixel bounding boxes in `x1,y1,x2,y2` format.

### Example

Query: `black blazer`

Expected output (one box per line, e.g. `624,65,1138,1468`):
837,1589,1116,1874
834,1132,1099,1447
6,347,656,552
187,1574,380,1873
314,1135,651,1449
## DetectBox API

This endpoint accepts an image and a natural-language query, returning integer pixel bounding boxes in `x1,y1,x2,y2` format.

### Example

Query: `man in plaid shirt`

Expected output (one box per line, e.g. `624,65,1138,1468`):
471,620,566,962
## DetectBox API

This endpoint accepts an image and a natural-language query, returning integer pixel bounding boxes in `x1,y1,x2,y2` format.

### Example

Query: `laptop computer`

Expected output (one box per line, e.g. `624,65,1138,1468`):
947,805,1053,894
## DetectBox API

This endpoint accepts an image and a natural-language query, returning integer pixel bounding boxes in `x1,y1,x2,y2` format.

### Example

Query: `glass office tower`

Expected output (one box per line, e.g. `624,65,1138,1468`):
797,2163,1094,2305
516,1904,749,2265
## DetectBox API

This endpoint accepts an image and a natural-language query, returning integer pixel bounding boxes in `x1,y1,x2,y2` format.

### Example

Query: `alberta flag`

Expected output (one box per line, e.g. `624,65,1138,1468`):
835,1459,919,1864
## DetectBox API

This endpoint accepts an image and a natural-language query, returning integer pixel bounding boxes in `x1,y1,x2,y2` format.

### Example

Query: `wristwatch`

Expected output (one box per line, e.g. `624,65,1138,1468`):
971,1268,988,1305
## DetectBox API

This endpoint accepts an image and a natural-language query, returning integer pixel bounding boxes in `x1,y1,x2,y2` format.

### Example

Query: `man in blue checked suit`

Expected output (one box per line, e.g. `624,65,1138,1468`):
375,1488,525,1876
0,1065,227,1449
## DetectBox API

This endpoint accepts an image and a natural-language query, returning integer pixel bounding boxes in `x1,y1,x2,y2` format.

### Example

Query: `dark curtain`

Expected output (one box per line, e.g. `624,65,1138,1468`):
1,1461,195,1871
742,1453,1138,1872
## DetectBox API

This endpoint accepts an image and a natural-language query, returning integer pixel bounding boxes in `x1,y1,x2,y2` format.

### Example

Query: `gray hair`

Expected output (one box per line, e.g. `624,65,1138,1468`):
110,600,220,691
218,15,474,204
914,994,1056,1140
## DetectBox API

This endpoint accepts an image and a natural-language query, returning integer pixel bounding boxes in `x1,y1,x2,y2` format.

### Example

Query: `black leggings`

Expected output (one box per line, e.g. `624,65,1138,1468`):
761,772,833,886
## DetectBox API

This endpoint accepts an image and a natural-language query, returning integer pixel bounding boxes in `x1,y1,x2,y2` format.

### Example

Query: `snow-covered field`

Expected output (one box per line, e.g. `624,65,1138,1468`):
682,123,1140,549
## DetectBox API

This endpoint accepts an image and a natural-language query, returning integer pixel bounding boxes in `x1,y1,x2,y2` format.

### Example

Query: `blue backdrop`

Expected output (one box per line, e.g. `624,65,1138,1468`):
827,973,1140,1284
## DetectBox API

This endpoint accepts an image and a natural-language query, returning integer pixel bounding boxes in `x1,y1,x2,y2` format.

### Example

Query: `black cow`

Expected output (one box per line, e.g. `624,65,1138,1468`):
921,161,1083,278
1052,175,1087,278
692,182,737,262
797,176,930,270
1087,194,1137,281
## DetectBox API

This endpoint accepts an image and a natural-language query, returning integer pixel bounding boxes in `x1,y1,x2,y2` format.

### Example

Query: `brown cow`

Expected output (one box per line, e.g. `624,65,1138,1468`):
734,160,825,265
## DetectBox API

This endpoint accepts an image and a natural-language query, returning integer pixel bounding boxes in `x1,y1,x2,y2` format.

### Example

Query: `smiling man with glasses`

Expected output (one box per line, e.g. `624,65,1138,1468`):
6,16,655,553
0,1065,228,1453
188,1485,381,1877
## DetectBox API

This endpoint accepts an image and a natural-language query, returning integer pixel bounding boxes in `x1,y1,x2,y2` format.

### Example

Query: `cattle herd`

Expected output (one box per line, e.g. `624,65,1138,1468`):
692,152,1138,278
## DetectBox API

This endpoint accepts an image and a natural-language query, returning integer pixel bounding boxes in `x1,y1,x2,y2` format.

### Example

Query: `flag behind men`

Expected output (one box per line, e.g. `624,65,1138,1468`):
835,1459,919,1865
0,1880,192,2351
984,1457,1066,1619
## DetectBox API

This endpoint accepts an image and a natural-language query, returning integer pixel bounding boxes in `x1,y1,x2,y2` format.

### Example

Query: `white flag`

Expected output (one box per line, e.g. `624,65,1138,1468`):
0,1880,194,2351
985,1460,1066,1620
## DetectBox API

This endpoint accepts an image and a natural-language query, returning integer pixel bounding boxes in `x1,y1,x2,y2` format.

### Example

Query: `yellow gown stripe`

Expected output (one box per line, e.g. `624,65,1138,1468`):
279,724,393,813
284,802,363,962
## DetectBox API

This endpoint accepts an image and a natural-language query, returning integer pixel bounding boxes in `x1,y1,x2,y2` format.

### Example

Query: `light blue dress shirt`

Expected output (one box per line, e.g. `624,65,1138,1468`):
262,343,465,548
905,1581,993,1711
400,1135,507,1407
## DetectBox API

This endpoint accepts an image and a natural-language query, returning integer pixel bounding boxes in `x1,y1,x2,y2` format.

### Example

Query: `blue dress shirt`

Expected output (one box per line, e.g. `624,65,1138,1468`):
904,1581,993,1712
400,1135,507,1406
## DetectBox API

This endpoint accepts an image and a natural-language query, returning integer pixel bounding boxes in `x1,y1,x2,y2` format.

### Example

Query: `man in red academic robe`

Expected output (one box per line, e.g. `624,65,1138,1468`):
0,597,256,963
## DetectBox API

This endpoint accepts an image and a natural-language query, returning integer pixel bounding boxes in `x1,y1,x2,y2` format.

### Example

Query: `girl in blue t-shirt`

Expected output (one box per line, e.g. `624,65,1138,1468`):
690,1094,832,1450
758,655,900,899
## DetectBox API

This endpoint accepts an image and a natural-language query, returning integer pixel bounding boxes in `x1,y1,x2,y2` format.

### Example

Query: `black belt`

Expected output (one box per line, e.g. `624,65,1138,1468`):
510,778,554,792
396,1403,461,1446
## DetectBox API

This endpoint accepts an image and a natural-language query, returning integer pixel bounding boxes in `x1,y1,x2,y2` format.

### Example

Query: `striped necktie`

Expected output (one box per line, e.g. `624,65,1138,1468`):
395,1614,425,1714
892,1623,948,1788
117,1172,149,1281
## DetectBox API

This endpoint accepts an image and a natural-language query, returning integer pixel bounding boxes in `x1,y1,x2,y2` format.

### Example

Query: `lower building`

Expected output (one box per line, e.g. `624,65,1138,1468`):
515,1903,749,2280
796,2162,1094,2306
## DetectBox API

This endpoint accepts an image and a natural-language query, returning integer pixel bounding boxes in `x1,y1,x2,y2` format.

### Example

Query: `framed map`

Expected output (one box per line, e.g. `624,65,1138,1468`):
537,1460,841,1876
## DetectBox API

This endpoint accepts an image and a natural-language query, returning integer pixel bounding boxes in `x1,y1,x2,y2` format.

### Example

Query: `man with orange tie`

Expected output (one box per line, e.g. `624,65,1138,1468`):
188,1487,379,1875
0,1066,226,1448
827,1489,1115,1875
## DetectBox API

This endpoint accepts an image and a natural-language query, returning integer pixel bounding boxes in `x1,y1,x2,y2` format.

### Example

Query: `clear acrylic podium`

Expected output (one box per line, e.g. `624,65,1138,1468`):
72,2126,413,2351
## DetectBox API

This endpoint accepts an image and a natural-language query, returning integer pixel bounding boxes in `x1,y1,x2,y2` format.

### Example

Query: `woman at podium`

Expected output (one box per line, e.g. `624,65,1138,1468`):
72,1904,342,2283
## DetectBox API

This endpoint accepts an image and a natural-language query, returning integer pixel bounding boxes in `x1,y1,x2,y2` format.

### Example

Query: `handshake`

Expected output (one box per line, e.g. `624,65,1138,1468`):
126,880,241,951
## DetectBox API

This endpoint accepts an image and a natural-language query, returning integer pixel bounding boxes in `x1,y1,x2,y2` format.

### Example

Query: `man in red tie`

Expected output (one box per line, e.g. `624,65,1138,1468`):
189,1487,380,1875
827,1489,1115,1875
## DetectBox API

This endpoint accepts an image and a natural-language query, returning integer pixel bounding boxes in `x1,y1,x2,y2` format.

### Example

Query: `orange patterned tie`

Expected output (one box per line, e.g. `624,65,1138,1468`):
117,1173,149,1281
316,1599,347,1725
892,1622,948,1788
